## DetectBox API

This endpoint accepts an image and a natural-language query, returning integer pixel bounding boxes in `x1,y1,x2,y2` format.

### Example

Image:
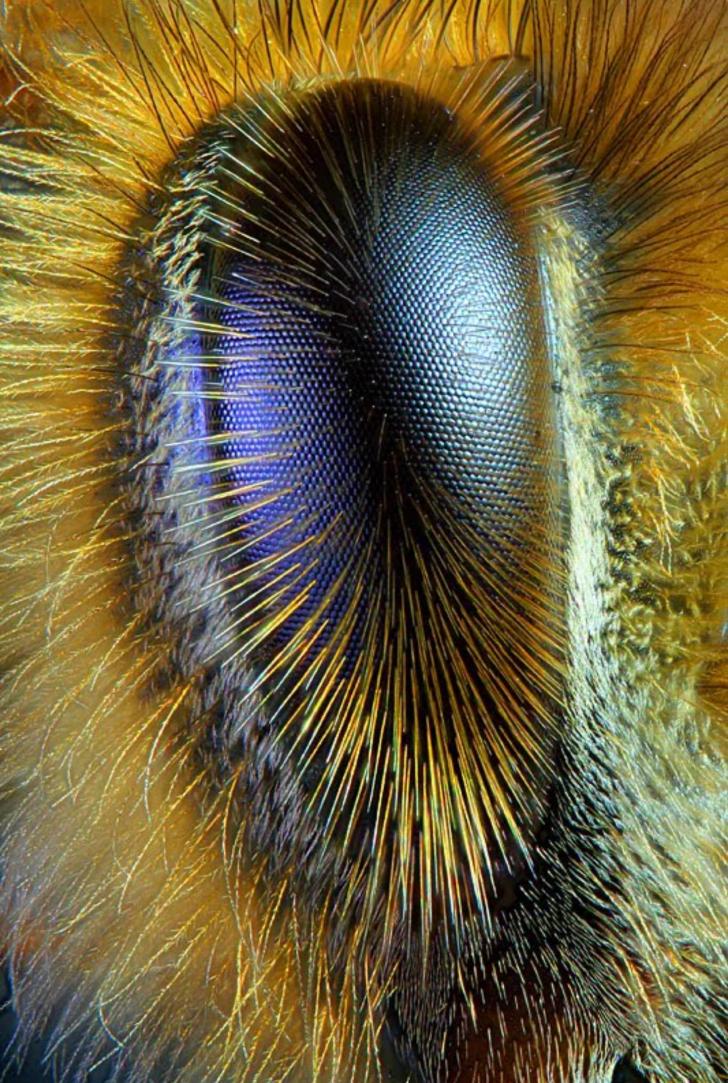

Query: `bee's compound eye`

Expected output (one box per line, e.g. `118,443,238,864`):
204,79,559,673
123,75,565,939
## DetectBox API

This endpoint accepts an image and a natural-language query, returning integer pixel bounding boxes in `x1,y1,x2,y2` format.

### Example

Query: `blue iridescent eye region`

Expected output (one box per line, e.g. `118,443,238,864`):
205,79,556,678
212,272,371,664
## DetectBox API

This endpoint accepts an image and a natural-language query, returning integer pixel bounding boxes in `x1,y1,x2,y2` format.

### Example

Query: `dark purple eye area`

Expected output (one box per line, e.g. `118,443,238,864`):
205,79,556,681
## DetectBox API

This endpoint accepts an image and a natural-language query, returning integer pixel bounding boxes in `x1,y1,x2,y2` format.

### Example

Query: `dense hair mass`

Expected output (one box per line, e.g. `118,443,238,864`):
0,2,726,1082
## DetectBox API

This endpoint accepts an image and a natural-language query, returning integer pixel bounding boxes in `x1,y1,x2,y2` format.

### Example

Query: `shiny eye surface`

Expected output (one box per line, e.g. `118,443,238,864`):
120,67,567,958
0,2,725,1083
205,79,554,669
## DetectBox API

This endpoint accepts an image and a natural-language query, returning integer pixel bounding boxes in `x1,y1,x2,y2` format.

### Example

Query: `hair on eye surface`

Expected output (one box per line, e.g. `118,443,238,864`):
0,2,726,1083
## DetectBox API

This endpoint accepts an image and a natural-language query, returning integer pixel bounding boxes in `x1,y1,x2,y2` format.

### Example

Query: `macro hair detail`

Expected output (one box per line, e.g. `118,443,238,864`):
0,2,725,1083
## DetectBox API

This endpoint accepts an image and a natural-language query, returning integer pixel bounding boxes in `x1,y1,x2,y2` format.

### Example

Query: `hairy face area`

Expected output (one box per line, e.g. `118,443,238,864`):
0,3,726,1083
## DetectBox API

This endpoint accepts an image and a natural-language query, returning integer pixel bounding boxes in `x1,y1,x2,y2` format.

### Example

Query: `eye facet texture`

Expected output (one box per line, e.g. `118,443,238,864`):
206,79,557,672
